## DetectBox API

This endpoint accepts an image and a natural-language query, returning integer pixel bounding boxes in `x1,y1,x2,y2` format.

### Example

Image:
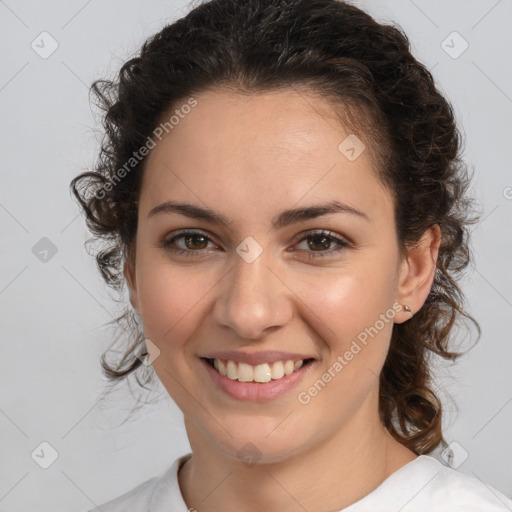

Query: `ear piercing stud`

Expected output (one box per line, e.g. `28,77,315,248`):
402,304,412,313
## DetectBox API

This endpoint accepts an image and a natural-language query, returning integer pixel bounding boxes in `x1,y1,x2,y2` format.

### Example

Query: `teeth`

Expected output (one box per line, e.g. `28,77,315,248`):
238,362,254,382
226,360,237,380
210,358,307,383
284,360,294,375
253,363,272,383
271,361,284,379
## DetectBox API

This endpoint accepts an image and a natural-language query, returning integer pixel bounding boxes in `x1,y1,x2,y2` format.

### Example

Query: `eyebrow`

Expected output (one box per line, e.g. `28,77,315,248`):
147,199,369,229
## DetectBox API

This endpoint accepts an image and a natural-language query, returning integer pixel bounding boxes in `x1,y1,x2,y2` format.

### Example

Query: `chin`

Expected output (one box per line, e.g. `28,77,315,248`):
207,419,313,466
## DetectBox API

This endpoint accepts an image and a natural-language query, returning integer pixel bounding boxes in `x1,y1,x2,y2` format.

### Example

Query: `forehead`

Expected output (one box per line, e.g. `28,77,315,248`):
139,88,392,226
149,87,366,160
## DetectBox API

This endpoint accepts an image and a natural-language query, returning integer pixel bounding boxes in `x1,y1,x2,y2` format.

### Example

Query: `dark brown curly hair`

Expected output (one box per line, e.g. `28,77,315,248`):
70,0,481,454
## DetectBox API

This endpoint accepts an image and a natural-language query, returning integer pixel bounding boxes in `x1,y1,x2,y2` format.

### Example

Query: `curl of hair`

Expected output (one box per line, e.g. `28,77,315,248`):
70,0,481,453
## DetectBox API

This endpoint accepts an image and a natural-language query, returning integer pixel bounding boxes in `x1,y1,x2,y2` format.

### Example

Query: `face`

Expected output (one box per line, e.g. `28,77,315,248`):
125,87,415,464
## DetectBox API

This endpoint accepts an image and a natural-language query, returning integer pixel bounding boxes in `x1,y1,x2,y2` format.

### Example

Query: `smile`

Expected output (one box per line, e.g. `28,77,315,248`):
205,357,314,383
200,357,316,401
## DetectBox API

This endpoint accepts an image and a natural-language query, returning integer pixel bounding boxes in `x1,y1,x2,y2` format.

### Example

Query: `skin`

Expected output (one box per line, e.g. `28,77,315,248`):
124,87,441,512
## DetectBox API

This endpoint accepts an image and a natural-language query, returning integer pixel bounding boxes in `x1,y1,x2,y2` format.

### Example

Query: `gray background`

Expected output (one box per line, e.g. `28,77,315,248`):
0,0,511,510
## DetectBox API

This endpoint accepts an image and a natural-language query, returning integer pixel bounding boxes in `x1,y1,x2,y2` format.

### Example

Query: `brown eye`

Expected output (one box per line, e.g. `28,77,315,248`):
307,234,333,251
160,229,350,259
161,230,216,255
182,233,209,250
294,230,350,258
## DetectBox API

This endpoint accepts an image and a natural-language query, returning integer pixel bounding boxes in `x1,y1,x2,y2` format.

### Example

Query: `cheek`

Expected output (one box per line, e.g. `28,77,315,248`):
135,263,212,403
302,262,397,371
305,260,396,330
135,258,213,348
136,238,398,357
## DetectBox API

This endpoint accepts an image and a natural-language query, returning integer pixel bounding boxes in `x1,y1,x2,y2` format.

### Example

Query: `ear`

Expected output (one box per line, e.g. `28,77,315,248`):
394,224,441,324
123,245,140,314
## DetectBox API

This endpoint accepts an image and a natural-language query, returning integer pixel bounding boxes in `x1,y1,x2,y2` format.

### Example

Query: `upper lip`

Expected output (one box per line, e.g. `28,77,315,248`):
201,350,316,366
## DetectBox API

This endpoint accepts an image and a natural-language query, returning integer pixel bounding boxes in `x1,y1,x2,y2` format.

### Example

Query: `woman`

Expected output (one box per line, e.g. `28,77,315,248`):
71,0,512,510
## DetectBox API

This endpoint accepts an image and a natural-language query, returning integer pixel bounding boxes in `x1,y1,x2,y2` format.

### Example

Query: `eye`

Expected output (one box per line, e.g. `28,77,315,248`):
292,230,350,258
160,229,217,256
159,229,350,258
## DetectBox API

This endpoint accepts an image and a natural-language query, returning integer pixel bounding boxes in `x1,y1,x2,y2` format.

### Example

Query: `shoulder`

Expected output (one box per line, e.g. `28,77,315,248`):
85,453,191,512
86,475,159,512
420,456,512,510
346,455,512,512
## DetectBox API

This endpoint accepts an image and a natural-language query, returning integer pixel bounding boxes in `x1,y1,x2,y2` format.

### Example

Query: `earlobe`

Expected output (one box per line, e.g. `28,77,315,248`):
394,224,441,324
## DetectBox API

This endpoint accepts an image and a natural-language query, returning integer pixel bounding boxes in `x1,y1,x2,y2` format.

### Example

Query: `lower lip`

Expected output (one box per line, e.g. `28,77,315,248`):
200,358,315,402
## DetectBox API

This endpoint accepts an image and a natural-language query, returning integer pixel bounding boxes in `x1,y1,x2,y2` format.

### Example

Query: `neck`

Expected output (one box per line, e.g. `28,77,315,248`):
178,394,416,512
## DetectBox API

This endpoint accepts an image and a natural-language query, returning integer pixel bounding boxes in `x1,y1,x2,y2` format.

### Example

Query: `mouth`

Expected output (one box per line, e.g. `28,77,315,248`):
202,357,315,383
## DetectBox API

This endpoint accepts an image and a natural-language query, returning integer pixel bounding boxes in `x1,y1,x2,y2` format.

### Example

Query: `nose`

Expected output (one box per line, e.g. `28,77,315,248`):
212,248,293,340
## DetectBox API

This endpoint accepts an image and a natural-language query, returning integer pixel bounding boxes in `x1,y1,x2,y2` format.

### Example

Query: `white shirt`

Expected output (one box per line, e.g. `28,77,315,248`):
87,453,512,511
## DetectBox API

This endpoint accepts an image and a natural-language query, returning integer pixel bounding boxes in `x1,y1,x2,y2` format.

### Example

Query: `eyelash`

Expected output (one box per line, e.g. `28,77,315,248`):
159,229,350,259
